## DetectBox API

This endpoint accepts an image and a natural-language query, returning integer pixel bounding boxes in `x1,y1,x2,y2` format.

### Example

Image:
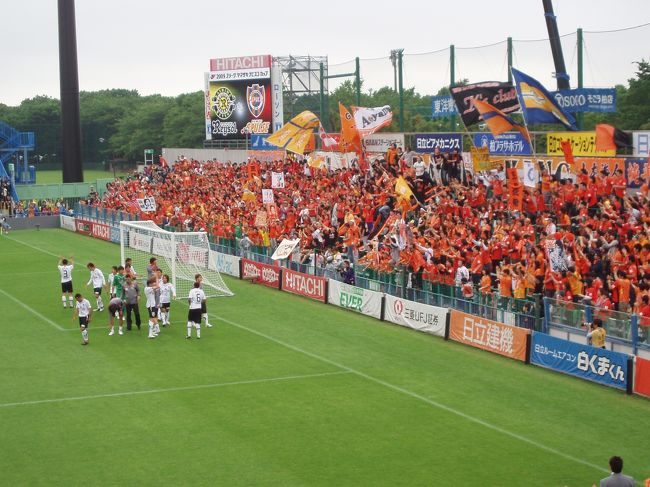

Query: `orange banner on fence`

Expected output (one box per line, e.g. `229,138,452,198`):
635,356,650,397
449,310,530,362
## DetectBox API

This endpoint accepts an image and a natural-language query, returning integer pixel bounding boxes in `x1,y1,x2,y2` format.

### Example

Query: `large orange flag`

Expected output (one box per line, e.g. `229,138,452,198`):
339,103,361,153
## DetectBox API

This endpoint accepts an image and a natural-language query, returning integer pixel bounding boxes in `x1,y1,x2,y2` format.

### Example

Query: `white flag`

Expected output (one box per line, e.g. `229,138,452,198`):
262,189,274,204
271,172,285,189
352,105,393,137
271,238,300,260
523,159,538,188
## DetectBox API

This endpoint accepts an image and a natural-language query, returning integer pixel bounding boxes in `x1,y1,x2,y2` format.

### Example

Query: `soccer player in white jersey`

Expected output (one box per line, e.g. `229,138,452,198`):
159,274,176,326
187,281,206,339
58,256,75,308
194,274,212,328
86,263,106,311
72,293,92,345
144,277,160,339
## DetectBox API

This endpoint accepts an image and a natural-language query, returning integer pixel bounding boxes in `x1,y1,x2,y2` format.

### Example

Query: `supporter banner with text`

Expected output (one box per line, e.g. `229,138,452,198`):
624,158,650,188
491,155,625,182
328,279,382,319
384,294,446,337
547,132,615,157
634,356,650,397
282,269,327,302
241,258,280,289
450,82,519,126
530,332,629,390
449,310,529,362
414,133,463,153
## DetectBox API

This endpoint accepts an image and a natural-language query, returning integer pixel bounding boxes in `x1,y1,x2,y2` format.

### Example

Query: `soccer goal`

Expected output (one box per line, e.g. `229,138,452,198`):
119,221,234,299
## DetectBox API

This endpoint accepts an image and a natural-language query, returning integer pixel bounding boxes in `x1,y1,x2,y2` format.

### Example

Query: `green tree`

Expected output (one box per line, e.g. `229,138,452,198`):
162,91,205,149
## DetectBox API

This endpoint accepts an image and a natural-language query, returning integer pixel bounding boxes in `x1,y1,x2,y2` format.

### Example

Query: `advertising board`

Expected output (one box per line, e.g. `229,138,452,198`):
282,268,327,302
241,258,280,289
208,251,240,278
530,332,630,391
327,279,382,319
362,133,405,153
414,133,463,153
449,310,529,362
383,295,446,337
634,356,650,397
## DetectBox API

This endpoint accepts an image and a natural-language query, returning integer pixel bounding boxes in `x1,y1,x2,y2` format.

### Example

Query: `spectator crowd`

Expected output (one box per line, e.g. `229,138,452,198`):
91,149,650,320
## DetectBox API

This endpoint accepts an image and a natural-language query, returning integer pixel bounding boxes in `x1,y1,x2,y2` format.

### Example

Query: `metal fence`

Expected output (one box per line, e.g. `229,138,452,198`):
74,204,644,347
544,297,647,354
205,234,542,331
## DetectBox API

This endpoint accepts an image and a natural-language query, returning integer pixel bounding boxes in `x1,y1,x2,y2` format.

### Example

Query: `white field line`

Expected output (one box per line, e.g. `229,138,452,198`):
2,270,58,276
1,233,615,478
0,287,65,331
5,235,59,257
210,313,610,477
0,371,350,408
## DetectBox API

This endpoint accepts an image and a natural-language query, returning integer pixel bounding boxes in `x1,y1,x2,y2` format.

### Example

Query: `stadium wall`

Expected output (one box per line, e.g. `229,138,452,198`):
6,215,60,230
162,148,249,165
62,217,650,398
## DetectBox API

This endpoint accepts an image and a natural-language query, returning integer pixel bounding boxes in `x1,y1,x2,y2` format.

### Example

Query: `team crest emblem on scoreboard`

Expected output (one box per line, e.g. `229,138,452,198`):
246,84,265,118
211,87,236,120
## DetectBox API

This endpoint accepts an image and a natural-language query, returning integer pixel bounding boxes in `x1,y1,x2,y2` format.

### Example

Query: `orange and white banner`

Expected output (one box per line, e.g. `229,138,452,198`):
353,105,393,137
449,310,529,362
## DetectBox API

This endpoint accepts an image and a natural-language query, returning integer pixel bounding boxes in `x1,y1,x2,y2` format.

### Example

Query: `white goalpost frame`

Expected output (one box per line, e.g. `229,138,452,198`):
119,220,234,299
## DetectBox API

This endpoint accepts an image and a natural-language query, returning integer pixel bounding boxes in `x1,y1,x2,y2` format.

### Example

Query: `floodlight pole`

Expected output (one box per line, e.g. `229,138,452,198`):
450,44,456,131
57,0,83,183
355,57,361,106
398,50,404,132
507,37,513,84
577,27,584,129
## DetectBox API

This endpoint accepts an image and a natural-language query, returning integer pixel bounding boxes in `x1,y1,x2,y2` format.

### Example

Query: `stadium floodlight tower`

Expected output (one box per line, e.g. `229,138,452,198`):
120,221,233,299
273,55,328,118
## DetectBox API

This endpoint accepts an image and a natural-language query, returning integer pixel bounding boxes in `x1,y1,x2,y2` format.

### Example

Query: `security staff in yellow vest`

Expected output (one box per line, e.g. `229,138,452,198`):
583,318,606,349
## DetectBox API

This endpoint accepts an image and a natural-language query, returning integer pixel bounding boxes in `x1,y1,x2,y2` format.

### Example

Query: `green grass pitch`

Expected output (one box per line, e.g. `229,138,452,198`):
0,229,648,486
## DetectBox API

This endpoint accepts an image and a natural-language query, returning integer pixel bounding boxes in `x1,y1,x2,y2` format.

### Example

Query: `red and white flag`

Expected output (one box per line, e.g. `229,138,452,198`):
318,123,338,150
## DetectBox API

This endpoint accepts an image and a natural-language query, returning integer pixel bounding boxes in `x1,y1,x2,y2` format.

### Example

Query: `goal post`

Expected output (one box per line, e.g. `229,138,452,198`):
119,220,234,299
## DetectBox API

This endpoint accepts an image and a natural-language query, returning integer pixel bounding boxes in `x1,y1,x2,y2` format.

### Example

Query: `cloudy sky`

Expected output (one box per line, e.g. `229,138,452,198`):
1,0,649,106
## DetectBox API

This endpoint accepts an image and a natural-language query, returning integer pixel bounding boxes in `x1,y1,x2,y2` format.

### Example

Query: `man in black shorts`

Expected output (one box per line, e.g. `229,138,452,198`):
187,282,206,339
72,293,92,345
107,296,124,336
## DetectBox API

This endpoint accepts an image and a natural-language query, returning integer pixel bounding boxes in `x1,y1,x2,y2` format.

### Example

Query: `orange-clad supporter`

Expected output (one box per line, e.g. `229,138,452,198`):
90,154,650,320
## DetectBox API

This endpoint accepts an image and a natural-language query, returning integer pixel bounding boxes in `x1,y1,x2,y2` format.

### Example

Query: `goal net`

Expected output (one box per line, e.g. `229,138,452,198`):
119,221,234,299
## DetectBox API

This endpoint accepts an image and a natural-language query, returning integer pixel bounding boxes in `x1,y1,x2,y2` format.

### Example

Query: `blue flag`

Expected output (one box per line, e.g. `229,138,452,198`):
511,68,577,130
